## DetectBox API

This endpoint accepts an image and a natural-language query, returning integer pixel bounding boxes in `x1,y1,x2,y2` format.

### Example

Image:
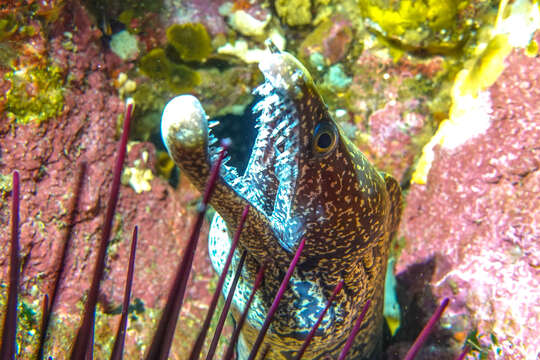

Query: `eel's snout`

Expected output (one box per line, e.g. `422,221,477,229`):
161,95,209,166
161,95,208,153
258,51,313,96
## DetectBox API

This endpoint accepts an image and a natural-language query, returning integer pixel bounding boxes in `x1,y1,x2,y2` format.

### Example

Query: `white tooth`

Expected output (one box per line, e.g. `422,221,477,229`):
208,136,219,146
231,177,243,186
276,149,290,162
271,119,291,138
208,120,220,128
274,135,286,147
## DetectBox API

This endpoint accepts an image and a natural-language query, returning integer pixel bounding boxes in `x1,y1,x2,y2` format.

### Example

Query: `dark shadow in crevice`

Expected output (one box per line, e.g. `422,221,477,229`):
383,256,458,360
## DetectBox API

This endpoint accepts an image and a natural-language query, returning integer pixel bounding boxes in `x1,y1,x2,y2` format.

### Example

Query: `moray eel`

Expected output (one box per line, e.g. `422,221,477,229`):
161,48,402,359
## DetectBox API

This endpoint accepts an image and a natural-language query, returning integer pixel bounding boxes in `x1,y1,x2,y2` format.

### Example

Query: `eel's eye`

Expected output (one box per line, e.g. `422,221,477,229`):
313,122,338,156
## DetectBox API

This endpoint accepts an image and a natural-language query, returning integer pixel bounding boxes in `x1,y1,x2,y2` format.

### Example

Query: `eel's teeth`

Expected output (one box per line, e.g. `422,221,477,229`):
270,118,291,139
224,163,238,177
208,120,220,128
230,177,243,187
253,94,280,115
276,149,292,164
274,135,286,148
281,119,298,138
287,119,299,130
253,82,273,97
208,135,219,147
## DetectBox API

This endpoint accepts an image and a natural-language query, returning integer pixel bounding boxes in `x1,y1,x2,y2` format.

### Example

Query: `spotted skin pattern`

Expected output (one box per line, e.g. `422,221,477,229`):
161,50,402,359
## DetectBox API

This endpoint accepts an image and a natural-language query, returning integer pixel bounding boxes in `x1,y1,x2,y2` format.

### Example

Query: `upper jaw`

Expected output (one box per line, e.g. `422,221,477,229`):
258,51,314,99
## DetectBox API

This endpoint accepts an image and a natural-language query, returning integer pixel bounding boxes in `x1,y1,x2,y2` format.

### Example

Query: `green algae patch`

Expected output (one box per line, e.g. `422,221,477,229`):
275,0,312,26
156,150,175,179
139,48,201,93
166,23,212,62
364,0,458,35
0,14,19,41
136,22,212,136
168,63,201,92
139,48,170,80
4,64,65,124
525,38,538,56
359,0,495,54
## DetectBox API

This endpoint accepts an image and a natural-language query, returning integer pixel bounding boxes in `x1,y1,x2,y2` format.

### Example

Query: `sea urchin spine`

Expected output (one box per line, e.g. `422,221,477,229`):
70,101,134,360
144,141,230,360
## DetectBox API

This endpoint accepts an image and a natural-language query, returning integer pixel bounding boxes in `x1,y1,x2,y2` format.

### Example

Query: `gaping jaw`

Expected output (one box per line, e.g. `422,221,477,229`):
161,50,321,254
240,52,311,252
214,50,350,254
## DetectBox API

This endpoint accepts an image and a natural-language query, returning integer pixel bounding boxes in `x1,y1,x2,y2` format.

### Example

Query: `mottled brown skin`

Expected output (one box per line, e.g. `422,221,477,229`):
161,51,402,359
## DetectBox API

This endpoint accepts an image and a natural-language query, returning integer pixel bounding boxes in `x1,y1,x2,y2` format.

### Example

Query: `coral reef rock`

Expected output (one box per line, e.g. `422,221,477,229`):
397,33,540,359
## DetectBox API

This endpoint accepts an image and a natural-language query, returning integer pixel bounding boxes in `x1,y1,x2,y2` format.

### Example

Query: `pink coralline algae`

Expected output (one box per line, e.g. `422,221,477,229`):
367,100,426,182
349,51,444,182
397,34,540,359
173,0,229,36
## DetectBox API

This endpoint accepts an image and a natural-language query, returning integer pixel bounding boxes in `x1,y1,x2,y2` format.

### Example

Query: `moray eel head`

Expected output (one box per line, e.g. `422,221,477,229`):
161,48,402,359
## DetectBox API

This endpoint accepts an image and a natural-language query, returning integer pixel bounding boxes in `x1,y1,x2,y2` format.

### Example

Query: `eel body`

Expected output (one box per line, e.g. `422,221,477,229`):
161,49,402,359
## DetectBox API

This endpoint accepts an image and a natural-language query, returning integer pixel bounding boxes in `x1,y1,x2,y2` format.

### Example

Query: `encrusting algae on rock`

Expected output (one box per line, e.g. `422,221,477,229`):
358,0,495,54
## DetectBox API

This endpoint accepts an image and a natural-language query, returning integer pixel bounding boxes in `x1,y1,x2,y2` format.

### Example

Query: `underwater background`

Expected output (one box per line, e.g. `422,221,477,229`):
0,0,539,359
